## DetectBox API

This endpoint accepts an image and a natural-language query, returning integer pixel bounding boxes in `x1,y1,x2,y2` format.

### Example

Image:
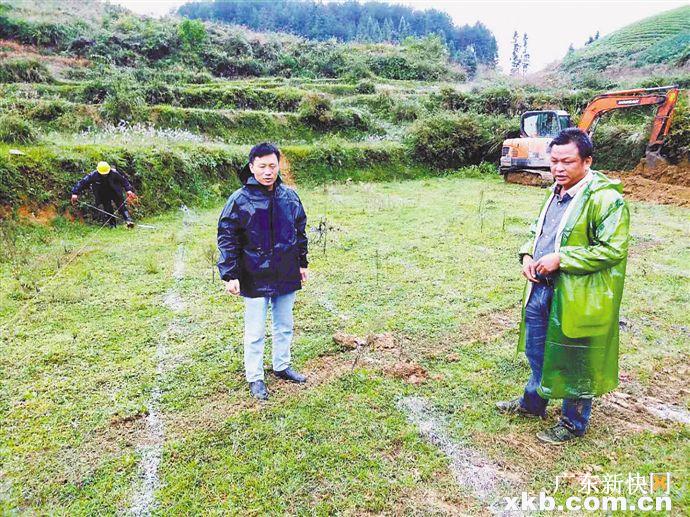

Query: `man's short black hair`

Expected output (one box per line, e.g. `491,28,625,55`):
548,128,594,160
249,142,280,163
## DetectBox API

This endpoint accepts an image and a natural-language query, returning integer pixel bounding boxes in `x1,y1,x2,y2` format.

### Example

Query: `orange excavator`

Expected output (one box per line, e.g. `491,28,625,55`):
499,85,680,184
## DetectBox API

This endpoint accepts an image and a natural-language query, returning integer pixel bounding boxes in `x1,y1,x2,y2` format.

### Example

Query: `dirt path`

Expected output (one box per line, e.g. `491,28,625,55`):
129,206,195,516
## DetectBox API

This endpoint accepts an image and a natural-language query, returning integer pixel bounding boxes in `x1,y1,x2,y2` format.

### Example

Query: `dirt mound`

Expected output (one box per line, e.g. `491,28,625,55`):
333,331,399,351
390,362,428,385
633,158,690,187
603,157,690,207
607,172,690,207
333,331,429,384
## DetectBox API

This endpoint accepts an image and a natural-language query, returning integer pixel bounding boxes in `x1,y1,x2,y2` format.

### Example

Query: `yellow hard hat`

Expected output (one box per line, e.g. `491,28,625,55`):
97,161,111,175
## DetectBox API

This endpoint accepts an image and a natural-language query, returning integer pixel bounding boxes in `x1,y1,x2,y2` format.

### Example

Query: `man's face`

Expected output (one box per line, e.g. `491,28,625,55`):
249,153,279,187
549,142,592,190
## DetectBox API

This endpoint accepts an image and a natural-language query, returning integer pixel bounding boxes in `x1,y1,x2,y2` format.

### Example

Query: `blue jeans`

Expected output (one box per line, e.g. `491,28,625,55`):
243,291,296,382
520,283,592,435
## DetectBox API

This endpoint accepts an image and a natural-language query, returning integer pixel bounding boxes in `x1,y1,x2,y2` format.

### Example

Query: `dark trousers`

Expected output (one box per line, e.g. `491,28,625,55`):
520,283,592,435
94,190,131,226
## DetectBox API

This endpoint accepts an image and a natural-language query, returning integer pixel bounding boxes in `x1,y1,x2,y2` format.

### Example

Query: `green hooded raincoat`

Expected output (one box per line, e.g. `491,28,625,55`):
517,171,630,400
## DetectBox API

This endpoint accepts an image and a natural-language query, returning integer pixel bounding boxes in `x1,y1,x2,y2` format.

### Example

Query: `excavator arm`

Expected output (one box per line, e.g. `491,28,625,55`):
577,85,679,148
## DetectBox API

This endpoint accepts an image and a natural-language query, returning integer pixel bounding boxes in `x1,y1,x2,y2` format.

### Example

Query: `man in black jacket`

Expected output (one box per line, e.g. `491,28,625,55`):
217,143,309,400
71,161,137,228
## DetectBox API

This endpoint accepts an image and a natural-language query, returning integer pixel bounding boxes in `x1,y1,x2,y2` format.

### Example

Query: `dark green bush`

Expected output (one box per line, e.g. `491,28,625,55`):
143,81,177,105
172,85,304,111
406,112,518,169
592,123,648,170
0,58,52,83
391,99,420,122
0,9,79,49
27,100,69,122
297,93,334,128
282,140,418,183
355,80,376,94
100,80,146,123
660,101,690,163
0,115,38,144
330,108,375,132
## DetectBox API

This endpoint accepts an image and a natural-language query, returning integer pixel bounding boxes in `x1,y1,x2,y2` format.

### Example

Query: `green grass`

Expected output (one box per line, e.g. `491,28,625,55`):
1,175,688,513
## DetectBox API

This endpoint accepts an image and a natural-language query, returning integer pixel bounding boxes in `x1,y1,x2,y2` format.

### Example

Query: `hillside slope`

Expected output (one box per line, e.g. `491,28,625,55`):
0,0,462,83
562,5,690,74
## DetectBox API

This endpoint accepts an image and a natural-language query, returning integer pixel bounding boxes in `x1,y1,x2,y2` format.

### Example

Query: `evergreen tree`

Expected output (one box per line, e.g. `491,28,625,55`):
458,46,477,78
521,32,529,75
356,18,368,42
382,17,394,42
510,30,521,76
367,17,382,42
178,0,500,65
397,16,410,41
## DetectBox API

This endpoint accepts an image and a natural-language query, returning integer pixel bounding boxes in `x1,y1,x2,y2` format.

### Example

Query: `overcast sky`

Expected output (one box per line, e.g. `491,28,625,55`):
112,0,690,72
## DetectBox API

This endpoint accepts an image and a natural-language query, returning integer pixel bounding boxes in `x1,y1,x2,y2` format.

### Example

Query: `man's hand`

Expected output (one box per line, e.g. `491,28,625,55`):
300,268,309,283
535,253,560,276
71,194,78,205
522,255,540,283
224,279,240,296
126,191,139,204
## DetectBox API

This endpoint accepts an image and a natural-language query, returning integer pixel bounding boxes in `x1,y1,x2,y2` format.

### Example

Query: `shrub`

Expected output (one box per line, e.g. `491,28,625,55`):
100,80,146,123
355,79,375,94
331,108,375,132
342,59,374,81
660,101,690,164
406,112,518,169
391,98,420,122
439,86,471,111
178,19,207,50
297,93,334,128
0,58,52,83
592,123,649,170
143,81,176,105
27,100,69,122
0,115,39,144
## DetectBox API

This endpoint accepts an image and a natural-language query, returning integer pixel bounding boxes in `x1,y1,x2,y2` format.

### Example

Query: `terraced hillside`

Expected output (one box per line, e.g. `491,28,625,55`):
0,0,689,221
562,5,690,73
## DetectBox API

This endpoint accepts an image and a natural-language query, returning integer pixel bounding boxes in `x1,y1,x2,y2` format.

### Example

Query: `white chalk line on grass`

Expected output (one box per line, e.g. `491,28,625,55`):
398,396,522,516
129,206,193,516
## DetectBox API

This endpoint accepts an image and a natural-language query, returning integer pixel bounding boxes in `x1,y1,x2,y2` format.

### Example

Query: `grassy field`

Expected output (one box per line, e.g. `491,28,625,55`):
1,174,688,514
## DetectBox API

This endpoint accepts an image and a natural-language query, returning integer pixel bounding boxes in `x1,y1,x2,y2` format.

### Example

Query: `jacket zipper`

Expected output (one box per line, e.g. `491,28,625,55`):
269,188,278,292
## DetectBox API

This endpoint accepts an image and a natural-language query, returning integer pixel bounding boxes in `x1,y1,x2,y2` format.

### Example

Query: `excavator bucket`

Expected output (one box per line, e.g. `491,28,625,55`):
643,149,670,171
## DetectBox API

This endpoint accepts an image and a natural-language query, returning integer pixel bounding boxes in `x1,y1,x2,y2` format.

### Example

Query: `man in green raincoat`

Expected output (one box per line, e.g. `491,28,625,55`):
496,128,630,444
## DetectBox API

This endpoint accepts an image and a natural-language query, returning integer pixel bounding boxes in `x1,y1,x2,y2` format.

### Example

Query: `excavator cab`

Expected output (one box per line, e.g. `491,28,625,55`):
521,111,572,138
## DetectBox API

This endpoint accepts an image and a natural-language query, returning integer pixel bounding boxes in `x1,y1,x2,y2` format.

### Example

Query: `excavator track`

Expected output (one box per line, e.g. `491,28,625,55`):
502,169,553,187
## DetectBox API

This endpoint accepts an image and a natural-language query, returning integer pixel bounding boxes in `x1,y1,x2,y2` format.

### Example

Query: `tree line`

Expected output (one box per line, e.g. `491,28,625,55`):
177,0,498,66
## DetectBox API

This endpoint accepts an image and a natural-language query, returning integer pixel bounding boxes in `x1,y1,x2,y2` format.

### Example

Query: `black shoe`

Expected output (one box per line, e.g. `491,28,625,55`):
274,367,307,383
536,421,580,445
125,220,135,229
249,380,269,400
495,398,545,419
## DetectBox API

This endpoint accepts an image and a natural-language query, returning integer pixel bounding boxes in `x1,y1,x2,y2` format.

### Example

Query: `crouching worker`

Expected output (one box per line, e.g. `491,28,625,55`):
217,142,309,401
496,128,630,444
70,161,137,228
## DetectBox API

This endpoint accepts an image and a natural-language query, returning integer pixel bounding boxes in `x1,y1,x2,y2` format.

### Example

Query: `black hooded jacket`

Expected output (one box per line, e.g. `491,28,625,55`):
71,169,133,196
217,174,308,298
